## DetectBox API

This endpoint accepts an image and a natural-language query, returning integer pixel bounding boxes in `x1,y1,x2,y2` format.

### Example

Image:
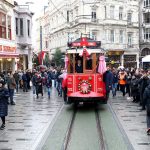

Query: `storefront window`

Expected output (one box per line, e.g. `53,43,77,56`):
124,55,136,68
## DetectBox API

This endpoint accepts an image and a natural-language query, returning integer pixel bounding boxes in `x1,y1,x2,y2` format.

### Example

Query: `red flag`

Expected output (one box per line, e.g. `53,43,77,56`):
38,51,45,65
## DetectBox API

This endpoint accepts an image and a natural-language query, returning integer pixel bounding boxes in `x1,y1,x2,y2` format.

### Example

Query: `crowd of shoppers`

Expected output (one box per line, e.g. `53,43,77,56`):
0,66,150,135
106,67,150,135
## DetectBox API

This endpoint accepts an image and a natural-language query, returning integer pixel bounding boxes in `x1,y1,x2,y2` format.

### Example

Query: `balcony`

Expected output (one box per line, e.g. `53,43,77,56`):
142,22,150,28
142,7,150,13
142,39,150,43
72,15,99,26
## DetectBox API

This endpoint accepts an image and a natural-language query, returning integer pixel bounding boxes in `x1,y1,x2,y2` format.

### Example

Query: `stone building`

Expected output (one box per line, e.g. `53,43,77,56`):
139,0,150,61
14,2,33,70
37,0,140,68
0,0,17,72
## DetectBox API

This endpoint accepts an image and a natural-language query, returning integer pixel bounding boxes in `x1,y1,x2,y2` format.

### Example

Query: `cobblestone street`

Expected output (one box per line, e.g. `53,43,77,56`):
0,89,150,150
0,89,63,150
109,93,150,150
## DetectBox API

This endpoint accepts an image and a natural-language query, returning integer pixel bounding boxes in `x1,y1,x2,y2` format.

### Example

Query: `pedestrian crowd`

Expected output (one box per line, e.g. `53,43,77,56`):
0,66,150,136
104,67,150,135
0,66,66,130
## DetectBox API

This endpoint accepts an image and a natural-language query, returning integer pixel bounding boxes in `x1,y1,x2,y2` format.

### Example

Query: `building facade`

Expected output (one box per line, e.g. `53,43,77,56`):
14,3,33,70
139,0,150,60
0,0,18,72
37,0,140,68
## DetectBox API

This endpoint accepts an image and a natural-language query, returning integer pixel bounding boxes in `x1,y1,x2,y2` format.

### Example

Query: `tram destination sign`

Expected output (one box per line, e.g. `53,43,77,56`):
68,37,101,48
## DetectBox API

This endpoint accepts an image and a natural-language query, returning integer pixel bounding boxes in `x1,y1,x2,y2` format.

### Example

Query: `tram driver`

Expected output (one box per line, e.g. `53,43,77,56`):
75,60,83,73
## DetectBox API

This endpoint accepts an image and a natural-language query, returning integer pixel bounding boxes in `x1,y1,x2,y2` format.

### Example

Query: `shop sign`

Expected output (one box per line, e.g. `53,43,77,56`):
0,45,16,53
0,45,2,51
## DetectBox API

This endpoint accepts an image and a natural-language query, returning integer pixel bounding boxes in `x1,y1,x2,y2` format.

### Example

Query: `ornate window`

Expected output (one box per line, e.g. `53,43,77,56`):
8,16,11,40
144,0,150,8
110,6,115,19
119,7,123,20
0,12,6,39
141,48,150,56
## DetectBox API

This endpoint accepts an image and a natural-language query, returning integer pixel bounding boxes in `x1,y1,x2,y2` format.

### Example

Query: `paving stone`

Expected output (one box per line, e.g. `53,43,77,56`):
109,92,150,150
0,88,63,150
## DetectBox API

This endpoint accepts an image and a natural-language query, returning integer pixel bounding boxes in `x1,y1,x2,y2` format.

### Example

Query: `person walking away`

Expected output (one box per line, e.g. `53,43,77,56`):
31,72,37,97
130,75,139,102
18,71,23,89
139,71,149,110
22,72,28,92
26,70,31,90
7,73,16,105
46,74,52,99
103,66,113,100
56,68,62,97
0,80,9,130
112,69,118,97
35,73,43,98
143,80,150,135
126,72,132,99
118,69,127,96
13,71,19,92
61,71,68,103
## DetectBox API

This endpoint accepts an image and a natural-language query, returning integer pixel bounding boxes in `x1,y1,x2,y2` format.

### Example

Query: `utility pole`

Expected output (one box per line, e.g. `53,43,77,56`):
40,26,43,65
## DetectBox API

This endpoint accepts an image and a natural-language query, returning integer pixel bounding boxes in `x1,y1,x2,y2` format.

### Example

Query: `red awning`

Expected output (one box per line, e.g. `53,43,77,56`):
0,53,19,58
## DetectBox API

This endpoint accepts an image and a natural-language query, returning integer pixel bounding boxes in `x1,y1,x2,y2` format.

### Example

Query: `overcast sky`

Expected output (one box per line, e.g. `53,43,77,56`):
15,0,49,49
15,0,49,17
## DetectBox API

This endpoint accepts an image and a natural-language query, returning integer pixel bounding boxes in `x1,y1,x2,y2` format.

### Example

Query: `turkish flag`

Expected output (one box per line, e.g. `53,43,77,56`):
38,51,45,65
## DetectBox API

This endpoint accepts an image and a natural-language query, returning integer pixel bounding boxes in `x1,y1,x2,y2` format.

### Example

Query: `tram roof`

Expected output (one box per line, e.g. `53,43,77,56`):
66,48,105,54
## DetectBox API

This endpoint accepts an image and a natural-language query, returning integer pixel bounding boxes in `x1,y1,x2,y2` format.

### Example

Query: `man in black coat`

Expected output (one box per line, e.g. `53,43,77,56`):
103,66,113,99
139,71,149,110
75,60,83,73
143,80,150,135
0,80,9,130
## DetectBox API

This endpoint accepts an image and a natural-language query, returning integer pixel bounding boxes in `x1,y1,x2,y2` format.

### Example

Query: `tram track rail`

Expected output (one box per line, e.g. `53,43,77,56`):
95,108,106,150
62,106,77,150
62,104,106,150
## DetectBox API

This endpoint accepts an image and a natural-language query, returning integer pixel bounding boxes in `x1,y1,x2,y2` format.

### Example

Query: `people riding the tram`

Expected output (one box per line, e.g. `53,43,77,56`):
75,60,83,73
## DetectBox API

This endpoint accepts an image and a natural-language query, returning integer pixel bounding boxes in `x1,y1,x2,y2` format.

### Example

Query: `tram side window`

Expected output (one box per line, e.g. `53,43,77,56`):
70,54,73,73
86,56,92,70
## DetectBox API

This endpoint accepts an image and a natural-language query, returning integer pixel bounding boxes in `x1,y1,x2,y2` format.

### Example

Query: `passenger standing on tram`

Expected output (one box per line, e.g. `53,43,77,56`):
103,66,113,99
75,60,83,73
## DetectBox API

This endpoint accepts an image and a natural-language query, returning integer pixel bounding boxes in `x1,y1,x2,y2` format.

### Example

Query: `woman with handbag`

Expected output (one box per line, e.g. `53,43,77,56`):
143,80,150,135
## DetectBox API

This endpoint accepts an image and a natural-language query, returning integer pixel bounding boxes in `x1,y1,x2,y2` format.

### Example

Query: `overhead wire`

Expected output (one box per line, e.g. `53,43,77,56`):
49,0,67,20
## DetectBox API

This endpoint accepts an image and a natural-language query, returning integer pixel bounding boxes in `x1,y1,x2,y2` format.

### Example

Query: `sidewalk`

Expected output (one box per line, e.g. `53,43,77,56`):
0,89,63,150
109,92,150,150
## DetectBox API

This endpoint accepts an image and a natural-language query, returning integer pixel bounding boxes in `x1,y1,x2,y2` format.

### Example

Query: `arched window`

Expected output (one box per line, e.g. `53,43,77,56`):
141,48,150,56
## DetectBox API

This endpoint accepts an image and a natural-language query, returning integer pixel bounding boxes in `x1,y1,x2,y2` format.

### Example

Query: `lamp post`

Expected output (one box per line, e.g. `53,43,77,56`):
40,25,43,65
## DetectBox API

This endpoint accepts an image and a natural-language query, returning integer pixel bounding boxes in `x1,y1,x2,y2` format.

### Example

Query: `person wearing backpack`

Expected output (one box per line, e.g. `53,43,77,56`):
143,80,150,135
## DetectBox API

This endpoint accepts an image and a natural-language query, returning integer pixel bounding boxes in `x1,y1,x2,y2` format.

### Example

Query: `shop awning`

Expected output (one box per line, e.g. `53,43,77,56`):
0,53,19,58
107,50,124,55
142,55,150,62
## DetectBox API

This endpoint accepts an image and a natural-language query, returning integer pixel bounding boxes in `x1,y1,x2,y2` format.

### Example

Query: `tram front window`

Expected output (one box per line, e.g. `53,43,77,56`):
75,60,83,73
86,58,92,70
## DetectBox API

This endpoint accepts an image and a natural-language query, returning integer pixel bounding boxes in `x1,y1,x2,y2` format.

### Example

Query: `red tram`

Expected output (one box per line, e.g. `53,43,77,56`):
63,37,107,104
